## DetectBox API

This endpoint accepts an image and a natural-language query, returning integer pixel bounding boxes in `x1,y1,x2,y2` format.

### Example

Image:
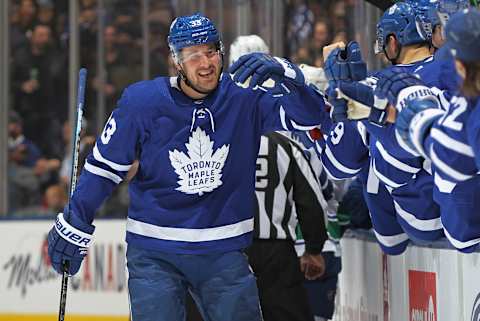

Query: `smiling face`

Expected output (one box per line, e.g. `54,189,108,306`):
176,43,222,99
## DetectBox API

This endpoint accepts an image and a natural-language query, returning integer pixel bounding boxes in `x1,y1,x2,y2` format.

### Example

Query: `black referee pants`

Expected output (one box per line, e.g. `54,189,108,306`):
246,239,314,321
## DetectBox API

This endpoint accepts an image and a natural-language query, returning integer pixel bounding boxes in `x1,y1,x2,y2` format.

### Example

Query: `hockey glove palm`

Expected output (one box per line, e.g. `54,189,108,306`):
336,80,385,122
48,212,95,276
229,53,304,88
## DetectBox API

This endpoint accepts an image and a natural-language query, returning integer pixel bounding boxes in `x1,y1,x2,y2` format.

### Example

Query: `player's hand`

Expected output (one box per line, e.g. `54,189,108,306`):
396,97,442,156
229,53,304,88
336,80,384,122
323,42,345,63
374,68,435,110
47,212,95,275
324,41,367,82
300,253,326,280
326,85,348,123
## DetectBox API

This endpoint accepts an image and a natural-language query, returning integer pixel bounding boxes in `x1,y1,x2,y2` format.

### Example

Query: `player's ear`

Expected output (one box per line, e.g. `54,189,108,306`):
386,35,398,57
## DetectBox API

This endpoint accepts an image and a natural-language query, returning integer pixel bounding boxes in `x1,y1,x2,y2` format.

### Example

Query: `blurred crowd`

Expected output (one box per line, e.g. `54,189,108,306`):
6,0,357,217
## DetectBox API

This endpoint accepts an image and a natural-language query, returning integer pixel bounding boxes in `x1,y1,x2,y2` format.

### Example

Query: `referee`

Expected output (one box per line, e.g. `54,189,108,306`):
246,131,328,321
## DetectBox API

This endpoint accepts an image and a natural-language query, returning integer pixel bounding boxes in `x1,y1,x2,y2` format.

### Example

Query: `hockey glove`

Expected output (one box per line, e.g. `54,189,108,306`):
374,69,438,111
396,97,443,157
336,80,385,122
324,41,367,82
229,53,304,88
48,212,95,276
326,84,348,123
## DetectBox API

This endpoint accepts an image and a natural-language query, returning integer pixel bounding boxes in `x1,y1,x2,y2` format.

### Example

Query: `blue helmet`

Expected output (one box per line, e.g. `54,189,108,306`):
440,8,480,63
168,13,223,61
375,2,429,54
427,0,470,28
407,0,439,40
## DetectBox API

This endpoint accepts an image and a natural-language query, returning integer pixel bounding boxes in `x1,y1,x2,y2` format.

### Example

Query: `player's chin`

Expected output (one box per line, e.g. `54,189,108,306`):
197,77,219,91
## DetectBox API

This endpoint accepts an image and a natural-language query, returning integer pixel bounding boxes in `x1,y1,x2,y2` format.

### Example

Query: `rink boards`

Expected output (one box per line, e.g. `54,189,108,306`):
335,231,480,321
0,219,130,321
1,220,480,320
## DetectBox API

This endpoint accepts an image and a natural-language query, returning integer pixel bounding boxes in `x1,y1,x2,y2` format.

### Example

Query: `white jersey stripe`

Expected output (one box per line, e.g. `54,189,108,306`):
84,161,123,184
430,147,474,182
324,144,362,175
431,128,475,157
93,144,132,172
373,229,410,247
393,201,442,231
127,217,254,242
375,141,420,174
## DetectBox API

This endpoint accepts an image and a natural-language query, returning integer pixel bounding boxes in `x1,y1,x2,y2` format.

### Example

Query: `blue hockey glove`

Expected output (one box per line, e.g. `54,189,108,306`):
374,69,430,108
229,53,304,88
326,84,348,123
336,80,386,123
324,41,367,82
48,212,95,275
396,97,443,157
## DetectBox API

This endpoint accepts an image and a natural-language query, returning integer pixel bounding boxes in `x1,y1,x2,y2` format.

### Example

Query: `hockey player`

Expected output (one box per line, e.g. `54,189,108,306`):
395,8,480,252
326,2,450,246
46,13,330,321
427,0,470,50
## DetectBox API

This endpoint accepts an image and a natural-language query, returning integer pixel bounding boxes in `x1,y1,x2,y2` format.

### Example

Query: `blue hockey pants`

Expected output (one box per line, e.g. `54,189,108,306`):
126,245,262,321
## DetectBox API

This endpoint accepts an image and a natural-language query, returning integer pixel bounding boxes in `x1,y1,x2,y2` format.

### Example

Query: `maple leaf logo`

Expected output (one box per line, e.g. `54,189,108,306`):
169,127,230,196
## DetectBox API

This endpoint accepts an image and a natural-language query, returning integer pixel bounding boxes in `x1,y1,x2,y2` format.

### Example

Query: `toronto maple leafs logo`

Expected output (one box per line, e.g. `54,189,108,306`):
169,127,229,196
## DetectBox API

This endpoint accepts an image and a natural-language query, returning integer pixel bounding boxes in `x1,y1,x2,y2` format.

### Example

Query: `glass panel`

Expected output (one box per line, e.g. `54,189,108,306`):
8,0,69,217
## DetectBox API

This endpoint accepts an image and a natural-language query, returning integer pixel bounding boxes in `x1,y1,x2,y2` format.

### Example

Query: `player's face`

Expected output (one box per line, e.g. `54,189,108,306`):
432,25,446,49
178,43,222,94
454,59,466,81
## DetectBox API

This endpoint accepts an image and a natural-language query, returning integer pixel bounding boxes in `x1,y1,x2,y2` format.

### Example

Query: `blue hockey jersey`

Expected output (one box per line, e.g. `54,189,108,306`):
357,56,460,242
321,120,410,254
418,96,480,252
70,74,329,254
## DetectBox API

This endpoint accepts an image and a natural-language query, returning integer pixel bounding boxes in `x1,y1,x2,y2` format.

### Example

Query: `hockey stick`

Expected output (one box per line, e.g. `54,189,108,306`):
58,68,88,321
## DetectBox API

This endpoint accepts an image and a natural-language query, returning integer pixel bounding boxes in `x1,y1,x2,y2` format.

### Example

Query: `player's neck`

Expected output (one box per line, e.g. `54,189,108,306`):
179,78,208,100
398,46,431,64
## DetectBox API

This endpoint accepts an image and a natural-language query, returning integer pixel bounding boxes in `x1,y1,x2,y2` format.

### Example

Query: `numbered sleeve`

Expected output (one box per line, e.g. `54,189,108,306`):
427,98,478,193
70,89,141,224
467,101,480,170
321,121,368,180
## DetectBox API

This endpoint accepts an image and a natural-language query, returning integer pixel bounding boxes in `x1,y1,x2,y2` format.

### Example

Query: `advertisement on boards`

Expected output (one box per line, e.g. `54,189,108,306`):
0,220,129,318
408,270,437,321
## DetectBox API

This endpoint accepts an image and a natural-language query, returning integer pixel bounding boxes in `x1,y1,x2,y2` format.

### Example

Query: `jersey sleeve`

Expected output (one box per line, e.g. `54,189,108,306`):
467,101,480,170
256,81,332,135
321,121,368,180
428,98,477,193
70,88,141,224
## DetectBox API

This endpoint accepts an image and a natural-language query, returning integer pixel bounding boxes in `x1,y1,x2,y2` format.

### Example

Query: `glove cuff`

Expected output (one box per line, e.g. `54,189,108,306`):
54,213,95,248
274,57,305,86
368,95,389,127
396,85,437,112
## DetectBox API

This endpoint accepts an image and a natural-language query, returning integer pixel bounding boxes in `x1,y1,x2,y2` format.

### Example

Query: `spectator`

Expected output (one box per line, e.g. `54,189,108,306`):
43,184,68,214
287,0,315,57
10,0,38,50
11,23,67,158
309,20,331,66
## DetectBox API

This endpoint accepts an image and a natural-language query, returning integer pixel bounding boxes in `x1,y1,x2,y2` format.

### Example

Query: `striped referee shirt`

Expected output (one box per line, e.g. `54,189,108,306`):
254,132,328,254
